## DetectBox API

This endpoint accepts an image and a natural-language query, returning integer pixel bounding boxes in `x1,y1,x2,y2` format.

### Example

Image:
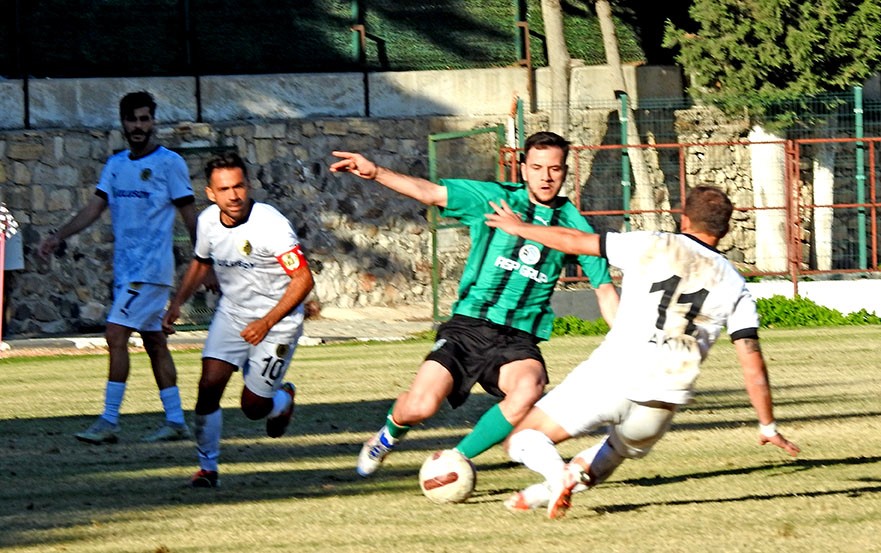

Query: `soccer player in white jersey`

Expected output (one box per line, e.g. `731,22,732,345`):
484,186,800,518
162,151,314,488
39,91,216,444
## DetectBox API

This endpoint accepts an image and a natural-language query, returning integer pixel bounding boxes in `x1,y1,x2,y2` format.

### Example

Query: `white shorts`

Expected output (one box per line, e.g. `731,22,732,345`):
537,354,676,456
106,282,171,332
202,310,301,398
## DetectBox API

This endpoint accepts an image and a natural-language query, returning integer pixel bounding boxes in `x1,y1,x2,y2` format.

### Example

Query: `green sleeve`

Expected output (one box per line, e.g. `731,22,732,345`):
560,204,613,286
439,179,520,225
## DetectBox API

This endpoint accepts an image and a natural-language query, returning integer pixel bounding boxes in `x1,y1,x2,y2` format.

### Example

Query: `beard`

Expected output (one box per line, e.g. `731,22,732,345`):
125,128,153,148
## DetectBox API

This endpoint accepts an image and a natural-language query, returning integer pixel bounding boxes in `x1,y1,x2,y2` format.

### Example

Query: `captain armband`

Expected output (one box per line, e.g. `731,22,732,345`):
276,244,308,276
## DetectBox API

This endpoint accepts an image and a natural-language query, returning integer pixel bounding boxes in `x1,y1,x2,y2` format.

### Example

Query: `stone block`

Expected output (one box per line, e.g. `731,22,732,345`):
12,162,31,185
7,142,45,161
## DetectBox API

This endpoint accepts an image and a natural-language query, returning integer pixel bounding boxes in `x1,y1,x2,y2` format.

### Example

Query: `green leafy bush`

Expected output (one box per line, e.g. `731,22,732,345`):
551,294,881,336
756,295,881,328
551,315,610,337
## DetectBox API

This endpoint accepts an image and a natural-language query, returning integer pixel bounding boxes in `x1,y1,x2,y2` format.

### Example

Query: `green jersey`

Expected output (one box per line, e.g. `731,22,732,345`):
440,178,612,340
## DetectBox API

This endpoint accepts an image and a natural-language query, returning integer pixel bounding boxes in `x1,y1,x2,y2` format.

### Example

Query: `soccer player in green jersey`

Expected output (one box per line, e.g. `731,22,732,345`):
330,132,619,478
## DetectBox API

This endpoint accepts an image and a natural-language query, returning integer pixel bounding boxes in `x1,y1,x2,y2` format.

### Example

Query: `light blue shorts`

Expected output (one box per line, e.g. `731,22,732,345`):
106,282,171,332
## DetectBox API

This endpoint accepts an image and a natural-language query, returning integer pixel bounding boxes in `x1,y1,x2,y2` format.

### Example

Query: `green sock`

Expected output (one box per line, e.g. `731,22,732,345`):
384,404,410,440
454,403,514,459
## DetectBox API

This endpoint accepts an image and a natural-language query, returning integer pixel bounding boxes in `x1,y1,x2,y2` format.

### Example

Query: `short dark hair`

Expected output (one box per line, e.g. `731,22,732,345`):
523,131,570,162
119,91,156,120
205,151,248,182
684,186,733,238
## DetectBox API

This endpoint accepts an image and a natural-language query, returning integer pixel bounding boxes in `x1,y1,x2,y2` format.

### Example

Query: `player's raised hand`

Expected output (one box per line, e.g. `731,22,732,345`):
760,432,800,457
330,151,378,180
484,200,524,232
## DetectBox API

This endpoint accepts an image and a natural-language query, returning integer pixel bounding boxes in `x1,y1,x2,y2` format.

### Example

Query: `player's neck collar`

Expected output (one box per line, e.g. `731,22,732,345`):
220,199,255,228
683,232,720,253
128,143,160,161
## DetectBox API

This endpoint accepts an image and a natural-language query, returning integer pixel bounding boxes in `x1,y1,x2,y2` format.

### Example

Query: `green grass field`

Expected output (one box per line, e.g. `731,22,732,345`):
1,327,879,552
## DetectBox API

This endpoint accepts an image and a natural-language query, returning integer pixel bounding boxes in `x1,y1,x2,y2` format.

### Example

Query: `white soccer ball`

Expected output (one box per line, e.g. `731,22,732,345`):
418,449,477,504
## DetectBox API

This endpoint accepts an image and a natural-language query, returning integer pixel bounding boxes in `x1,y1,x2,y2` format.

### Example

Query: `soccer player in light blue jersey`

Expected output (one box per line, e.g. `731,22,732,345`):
39,91,215,445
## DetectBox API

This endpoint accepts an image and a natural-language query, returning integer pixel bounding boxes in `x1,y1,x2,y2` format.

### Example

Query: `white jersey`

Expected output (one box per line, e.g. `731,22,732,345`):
195,201,305,340
97,146,193,286
596,231,759,404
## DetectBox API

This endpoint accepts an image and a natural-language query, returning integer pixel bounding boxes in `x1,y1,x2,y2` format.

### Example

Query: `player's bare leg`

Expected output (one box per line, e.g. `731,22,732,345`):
357,361,452,477
141,330,189,442
455,358,545,460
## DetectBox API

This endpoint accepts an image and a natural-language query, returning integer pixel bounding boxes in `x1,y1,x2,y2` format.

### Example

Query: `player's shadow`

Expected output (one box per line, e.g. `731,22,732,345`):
587,455,881,516
473,455,881,513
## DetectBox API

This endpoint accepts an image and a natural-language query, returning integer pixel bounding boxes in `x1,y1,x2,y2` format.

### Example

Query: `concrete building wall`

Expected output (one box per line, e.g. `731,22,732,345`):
0,65,684,130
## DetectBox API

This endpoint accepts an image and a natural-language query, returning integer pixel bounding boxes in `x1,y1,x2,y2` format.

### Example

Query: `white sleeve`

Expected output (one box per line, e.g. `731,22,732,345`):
604,231,655,271
727,287,760,334
261,206,300,256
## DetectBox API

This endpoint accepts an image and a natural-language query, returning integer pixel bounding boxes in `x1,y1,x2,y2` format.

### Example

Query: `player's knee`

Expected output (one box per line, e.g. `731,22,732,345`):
241,403,271,420
104,325,130,348
609,429,655,460
506,428,552,463
195,394,221,415
396,392,441,423
241,388,272,420
140,331,168,354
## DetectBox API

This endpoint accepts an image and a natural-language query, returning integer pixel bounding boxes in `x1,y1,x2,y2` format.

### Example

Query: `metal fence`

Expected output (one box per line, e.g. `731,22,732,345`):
493,136,881,294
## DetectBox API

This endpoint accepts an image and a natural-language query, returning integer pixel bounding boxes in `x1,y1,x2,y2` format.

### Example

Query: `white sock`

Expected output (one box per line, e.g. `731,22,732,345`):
159,386,186,425
507,429,565,483
573,438,624,486
101,381,126,425
195,409,223,472
267,384,293,419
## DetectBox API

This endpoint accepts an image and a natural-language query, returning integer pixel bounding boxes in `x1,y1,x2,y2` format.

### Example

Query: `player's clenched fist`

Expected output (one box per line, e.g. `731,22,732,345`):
329,151,378,180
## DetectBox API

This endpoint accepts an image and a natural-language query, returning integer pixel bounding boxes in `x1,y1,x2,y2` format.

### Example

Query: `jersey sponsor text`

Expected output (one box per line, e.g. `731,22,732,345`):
494,255,549,283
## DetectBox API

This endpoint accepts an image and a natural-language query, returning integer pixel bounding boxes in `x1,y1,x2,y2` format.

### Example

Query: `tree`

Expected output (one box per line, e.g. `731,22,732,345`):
541,0,571,135
665,0,881,271
596,0,674,232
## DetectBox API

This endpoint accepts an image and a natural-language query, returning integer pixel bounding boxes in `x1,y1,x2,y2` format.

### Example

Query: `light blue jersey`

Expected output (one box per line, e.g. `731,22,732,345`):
96,146,193,286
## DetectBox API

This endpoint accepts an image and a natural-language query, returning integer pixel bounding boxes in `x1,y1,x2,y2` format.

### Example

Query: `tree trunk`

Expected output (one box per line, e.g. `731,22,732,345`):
541,0,570,136
595,0,673,231
749,126,789,273
812,116,837,271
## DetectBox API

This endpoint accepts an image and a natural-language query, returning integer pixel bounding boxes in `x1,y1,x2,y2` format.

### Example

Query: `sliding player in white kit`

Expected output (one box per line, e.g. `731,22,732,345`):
485,186,800,518
163,152,314,488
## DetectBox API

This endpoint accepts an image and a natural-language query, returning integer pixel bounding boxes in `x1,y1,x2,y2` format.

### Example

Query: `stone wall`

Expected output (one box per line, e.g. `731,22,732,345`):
1,115,515,336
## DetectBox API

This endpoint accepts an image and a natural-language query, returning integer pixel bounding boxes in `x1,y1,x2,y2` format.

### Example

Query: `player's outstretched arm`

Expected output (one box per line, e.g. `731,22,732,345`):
734,337,800,457
38,195,107,259
329,151,447,207
162,258,211,334
485,200,600,256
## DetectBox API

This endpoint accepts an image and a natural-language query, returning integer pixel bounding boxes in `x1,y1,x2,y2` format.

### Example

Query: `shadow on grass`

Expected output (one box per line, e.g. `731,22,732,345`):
2,386,878,548
0,394,501,548
589,455,881,516
472,456,881,515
